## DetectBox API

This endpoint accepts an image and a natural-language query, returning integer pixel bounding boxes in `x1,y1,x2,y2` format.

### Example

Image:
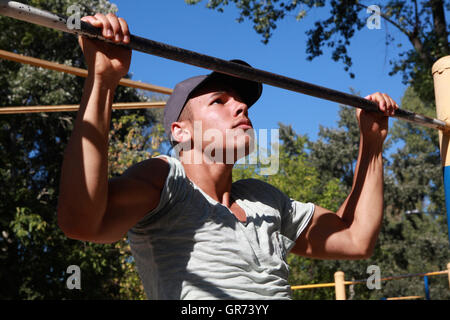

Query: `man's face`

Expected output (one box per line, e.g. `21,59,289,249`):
175,80,255,163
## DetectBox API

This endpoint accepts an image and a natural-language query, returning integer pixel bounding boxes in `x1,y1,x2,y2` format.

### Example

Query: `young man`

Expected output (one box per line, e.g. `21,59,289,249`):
57,13,399,299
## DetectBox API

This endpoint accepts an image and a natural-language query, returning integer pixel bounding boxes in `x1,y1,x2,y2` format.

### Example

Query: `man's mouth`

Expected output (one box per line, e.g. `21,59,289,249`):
233,119,253,130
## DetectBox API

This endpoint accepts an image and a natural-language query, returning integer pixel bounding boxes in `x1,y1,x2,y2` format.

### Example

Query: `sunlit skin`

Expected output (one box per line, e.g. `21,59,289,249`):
170,81,256,222
171,81,255,162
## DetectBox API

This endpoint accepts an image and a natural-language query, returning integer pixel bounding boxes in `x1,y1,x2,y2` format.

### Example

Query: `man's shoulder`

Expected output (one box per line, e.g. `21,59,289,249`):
121,156,170,189
233,177,269,187
233,177,275,188
233,178,285,198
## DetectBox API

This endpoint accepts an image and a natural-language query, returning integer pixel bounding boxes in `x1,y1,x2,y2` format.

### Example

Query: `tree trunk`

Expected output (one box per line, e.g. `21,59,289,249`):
430,0,449,56
409,30,430,64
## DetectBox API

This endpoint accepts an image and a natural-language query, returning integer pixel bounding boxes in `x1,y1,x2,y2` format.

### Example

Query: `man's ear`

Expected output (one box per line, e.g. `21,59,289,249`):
171,121,191,144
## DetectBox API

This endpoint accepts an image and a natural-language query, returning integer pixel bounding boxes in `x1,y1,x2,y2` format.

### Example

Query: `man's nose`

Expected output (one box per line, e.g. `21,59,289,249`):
233,99,248,118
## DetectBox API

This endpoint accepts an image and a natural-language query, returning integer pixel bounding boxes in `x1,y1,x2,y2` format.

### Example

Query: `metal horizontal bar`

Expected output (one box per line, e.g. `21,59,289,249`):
1,0,449,131
0,101,166,114
291,270,448,290
386,296,423,300
0,49,172,95
291,283,336,290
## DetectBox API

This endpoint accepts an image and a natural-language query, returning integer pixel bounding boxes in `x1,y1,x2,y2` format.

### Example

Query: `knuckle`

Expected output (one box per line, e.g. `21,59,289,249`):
111,22,120,32
119,17,129,28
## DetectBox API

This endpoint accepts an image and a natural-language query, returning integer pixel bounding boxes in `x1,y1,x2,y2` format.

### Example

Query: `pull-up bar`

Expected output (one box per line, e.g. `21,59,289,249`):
1,0,449,132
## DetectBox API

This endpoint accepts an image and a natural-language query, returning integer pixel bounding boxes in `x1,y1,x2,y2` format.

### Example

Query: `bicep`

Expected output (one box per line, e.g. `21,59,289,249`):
291,205,364,259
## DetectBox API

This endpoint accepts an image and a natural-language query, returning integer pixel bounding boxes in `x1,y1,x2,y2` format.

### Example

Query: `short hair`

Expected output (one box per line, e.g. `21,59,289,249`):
177,100,193,122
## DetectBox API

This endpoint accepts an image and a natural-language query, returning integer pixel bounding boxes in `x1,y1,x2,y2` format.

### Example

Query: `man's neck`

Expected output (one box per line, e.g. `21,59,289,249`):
182,159,234,207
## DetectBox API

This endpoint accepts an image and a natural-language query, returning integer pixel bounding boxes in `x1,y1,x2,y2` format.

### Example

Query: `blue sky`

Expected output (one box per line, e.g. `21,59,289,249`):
112,0,409,141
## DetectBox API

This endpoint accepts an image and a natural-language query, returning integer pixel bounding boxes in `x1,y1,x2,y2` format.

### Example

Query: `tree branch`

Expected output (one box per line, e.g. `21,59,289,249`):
430,0,449,55
354,2,411,37
413,0,420,31
356,2,430,65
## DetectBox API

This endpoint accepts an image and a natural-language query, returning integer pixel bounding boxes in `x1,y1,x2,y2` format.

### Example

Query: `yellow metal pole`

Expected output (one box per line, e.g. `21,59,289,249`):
0,101,166,114
0,49,173,95
291,268,450,293
334,271,346,300
291,283,336,290
386,296,423,300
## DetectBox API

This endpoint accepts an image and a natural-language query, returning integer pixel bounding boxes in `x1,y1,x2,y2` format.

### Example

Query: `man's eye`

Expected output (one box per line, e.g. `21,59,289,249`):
212,99,223,105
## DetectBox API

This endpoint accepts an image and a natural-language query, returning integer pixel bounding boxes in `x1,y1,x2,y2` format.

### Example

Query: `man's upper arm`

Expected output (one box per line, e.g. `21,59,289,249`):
290,205,367,260
94,157,169,243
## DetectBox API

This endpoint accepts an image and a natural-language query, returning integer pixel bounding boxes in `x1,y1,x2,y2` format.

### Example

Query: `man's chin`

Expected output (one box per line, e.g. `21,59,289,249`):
201,141,253,164
226,140,255,163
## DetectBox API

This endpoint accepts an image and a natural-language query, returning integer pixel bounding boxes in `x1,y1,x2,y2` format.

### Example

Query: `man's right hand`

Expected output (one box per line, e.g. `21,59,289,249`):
78,13,132,83
59,12,169,244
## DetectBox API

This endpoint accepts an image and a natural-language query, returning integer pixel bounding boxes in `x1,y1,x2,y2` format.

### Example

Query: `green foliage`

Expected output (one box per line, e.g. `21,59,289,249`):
0,0,164,299
233,124,347,210
108,111,165,177
10,207,48,245
186,0,449,101
2,0,448,300
370,212,450,300
387,87,444,214
308,106,360,191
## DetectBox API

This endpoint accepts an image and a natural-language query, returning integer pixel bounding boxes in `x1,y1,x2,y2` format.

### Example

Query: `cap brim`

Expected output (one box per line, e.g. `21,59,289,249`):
190,59,263,108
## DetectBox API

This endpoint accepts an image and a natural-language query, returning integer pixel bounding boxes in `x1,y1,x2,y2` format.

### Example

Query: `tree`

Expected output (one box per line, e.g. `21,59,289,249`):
0,0,165,299
185,0,449,103
387,87,445,215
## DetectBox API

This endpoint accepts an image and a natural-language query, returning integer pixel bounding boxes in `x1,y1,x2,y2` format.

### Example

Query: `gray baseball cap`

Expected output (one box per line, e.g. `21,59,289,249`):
163,59,263,140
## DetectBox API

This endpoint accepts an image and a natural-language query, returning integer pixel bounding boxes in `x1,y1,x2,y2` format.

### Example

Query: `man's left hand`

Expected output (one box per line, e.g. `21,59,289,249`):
357,92,399,143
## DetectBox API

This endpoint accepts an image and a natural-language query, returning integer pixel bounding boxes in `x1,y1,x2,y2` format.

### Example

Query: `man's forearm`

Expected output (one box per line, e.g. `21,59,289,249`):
336,137,384,255
57,75,117,236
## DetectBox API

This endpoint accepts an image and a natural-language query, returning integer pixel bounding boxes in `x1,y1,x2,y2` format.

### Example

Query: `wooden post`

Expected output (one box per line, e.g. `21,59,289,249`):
447,262,450,289
334,271,346,300
432,56,450,245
